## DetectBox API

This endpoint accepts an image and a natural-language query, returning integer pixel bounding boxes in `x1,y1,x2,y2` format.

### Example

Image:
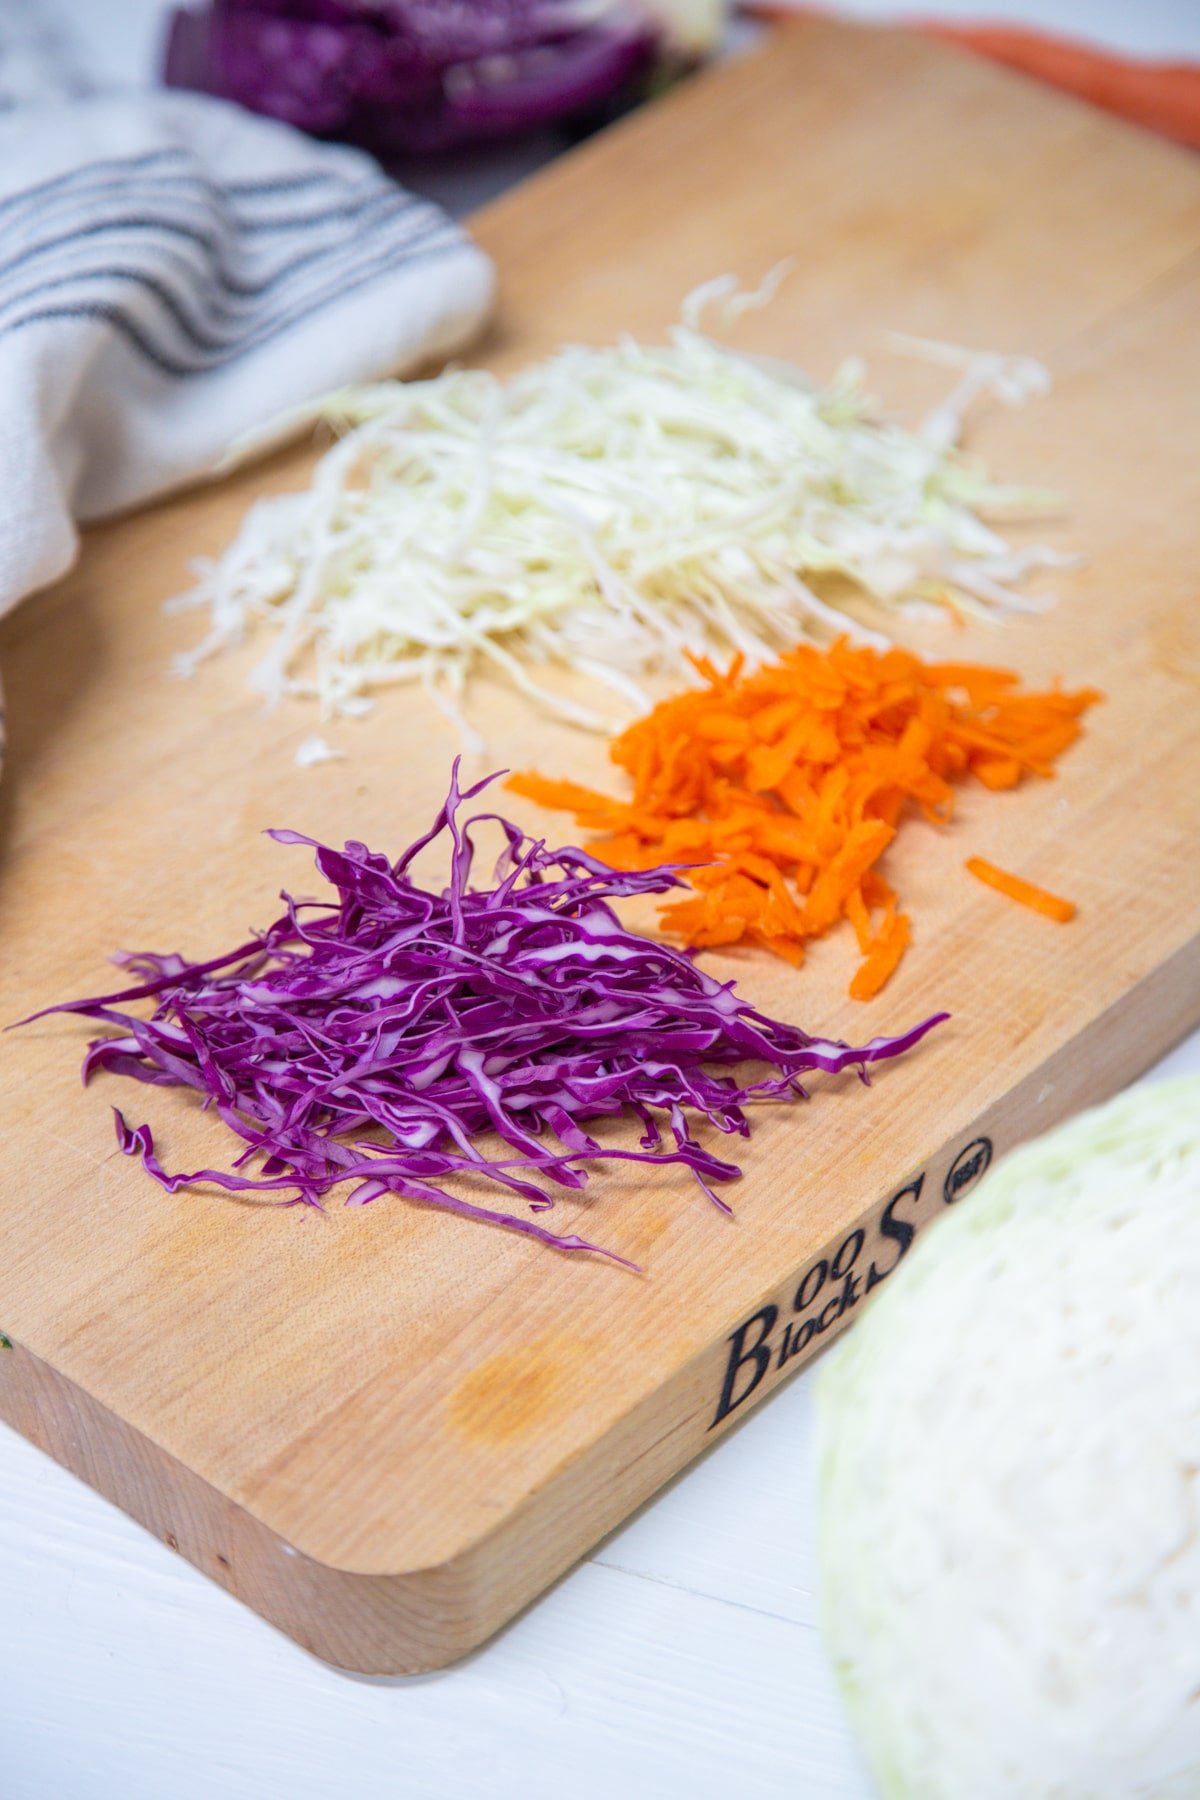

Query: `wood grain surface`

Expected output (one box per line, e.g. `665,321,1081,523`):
1,20,1199,1673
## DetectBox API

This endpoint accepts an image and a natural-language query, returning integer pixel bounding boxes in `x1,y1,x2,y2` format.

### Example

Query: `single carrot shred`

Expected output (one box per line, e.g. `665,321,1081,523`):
965,857,1077,922
850,910,912,1003
509,639,1098,997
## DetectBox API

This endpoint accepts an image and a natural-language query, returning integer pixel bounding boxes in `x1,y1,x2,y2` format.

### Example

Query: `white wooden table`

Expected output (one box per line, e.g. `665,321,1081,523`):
4,4,1198,1794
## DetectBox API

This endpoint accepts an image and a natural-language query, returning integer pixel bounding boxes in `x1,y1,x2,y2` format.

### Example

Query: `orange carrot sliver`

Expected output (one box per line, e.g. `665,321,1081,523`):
965,857,1077,923
849,911,912,1002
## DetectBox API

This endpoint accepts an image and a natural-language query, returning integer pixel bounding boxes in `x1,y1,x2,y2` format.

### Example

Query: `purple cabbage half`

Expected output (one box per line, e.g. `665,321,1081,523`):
162,1,661,155
20,766,946,1267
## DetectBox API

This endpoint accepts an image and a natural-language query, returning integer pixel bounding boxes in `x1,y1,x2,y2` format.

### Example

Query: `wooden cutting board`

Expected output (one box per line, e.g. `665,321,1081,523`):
2,21,1199,1675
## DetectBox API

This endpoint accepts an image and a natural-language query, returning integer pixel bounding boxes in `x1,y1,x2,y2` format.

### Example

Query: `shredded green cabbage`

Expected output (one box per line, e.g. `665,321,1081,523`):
172,277,1073,746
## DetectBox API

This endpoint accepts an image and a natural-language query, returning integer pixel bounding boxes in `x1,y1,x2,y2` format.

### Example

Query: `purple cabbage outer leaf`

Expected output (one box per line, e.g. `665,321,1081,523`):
162,1,659,156
19,764,946,1268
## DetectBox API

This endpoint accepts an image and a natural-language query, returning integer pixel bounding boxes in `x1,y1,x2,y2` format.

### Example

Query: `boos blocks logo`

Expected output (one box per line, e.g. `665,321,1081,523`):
710,1133,994,1429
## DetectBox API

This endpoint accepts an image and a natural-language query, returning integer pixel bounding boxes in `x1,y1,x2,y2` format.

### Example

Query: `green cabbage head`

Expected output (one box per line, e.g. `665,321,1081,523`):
819,1077,1200,1799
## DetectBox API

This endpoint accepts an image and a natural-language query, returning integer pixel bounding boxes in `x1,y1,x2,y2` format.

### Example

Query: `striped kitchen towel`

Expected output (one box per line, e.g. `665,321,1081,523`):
0,87,495,618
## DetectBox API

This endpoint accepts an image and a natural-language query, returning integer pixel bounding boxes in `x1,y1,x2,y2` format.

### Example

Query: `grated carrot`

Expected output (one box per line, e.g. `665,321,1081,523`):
965,857,1077,923
509,639,1099,998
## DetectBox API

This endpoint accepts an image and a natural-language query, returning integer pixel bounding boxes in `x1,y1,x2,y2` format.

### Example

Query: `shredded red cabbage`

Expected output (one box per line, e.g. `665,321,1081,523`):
22,766,945,1267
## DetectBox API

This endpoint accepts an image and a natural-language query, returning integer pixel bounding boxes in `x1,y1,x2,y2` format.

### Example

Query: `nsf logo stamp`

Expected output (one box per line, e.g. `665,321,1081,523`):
710,1133,995,1429
943,1136,992,1204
